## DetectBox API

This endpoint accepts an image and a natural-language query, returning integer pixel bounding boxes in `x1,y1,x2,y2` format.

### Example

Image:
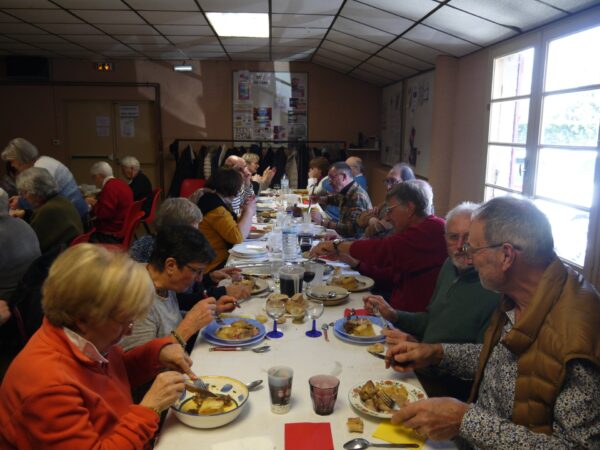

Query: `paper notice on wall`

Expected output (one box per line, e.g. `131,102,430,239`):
96,127,110,137
96,115,110,127
119,104,139,118
120,118,135,137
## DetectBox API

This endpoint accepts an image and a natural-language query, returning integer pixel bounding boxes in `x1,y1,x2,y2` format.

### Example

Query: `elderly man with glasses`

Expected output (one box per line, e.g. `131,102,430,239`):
311,179,447,312
357,162,415,237
385,197,600,448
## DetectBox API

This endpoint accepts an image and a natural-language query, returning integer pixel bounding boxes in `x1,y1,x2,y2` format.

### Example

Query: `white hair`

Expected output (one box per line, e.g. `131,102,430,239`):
16,167,58,201
154,198,203,230
0,188,8,215
120,156,140,170
90,161,114,177
1,138,39,163
445,201,479,230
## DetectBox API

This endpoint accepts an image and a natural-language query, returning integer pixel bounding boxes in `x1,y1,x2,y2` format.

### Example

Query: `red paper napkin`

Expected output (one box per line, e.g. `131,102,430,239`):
344,308,368,317
285,423,334,450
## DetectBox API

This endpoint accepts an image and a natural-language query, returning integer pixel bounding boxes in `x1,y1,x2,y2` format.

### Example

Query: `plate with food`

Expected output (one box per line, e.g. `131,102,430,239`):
329,274,374,292
348,379,427,419
232,277,269,295
202,318,266,346
308,285,349,306
333,316,385,344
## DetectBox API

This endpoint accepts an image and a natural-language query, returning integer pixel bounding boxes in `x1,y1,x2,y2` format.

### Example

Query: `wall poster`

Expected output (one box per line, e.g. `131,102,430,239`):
403,71,434,177
381,81,403,166
233,70,308,143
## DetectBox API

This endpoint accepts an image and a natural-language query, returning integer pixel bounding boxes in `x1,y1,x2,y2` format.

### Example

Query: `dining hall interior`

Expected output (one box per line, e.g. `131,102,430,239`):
1,0,600,449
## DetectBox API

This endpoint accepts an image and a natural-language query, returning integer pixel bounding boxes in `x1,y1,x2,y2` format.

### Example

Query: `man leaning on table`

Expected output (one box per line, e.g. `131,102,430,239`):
386,197,600,448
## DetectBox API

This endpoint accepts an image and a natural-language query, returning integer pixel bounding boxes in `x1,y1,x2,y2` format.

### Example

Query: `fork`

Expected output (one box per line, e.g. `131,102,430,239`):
379,388,395,409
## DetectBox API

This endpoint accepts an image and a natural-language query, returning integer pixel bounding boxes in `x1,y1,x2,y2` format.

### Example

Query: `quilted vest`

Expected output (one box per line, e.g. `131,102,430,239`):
469,258,600,434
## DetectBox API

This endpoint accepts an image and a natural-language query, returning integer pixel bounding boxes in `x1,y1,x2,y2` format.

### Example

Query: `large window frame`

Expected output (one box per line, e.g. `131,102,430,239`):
484,9,600,283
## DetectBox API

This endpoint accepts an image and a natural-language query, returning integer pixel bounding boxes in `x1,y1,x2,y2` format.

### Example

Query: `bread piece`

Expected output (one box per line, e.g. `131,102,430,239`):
367,343,385,353
347,417,364,433
198,397,225,414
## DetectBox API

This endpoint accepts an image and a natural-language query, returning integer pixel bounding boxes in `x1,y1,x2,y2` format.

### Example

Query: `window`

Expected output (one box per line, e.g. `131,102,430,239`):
485,24,600,268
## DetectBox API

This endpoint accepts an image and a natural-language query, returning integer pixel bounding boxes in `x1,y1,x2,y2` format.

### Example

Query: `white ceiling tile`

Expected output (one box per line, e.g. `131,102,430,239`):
271,14,334,28
0,41,37,50
272,37,321,46
116,35,169,44
102,50,140,56
312,55,354,72
72,10,145,24
56,51,100,58
388,37,447,64
271,27,326,39
351,66,396,82
130,43,178,51
229,53,269,60
180,44,223,52
155,24,212,35
365,55,419,77
0,11,20,22
350,70,392,86
10,33,67,43
341,1,414,35
53,0,127,9
448,0,566,32
327,29,382,53
168,36,220,45
185,51,227,58
126,0,199,10
138,11,207,26
321,39,370,61
0,22,46,33
360,61,410,79
424,6,517,46
11,49,57,57
0,35,15,42
40,23,101,34
272,0,343,14
403,24,480,57
541,0,600,13
7,8,82,23
96,24,158,34
332,17,393,45
66,34,119,44
376,47,433,70
315,47,362,66
359,0,439,21
271,45,315,53
86,43,135,52
220,37,268,46
0,0,58,7
224,45,269,53
36,42,87,51
198,0,269,13
143,50,186,59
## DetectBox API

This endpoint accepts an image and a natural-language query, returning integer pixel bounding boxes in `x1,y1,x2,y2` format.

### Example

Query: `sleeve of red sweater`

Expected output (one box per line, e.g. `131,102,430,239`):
118,336,175,388
93,180,132,221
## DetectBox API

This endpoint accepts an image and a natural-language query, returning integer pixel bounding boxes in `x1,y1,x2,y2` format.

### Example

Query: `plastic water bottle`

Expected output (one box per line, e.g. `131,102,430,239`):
282,213,298,261
281,174,289,195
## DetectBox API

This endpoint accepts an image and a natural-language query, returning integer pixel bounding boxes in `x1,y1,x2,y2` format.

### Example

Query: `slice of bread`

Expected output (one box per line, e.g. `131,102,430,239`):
347,417,364,433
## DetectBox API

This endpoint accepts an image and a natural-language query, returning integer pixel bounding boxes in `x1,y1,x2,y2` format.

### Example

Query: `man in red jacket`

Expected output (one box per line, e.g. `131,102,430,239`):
311,179,447,312
87,161,133,243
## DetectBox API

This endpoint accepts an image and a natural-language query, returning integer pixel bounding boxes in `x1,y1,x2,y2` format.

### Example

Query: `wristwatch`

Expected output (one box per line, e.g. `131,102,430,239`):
332,239,341,253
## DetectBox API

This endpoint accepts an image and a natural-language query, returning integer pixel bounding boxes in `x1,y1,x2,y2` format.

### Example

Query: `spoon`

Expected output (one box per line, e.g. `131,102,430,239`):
245,379,263,391
343,438,419,449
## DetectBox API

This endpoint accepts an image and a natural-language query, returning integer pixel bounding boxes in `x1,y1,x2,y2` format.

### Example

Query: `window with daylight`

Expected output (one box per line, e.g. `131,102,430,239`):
485,23,600,268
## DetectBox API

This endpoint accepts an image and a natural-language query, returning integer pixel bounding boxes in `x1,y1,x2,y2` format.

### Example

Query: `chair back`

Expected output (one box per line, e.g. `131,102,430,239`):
180,178,205,198
143,188,162,226
70,228,96,246
115,199,145,247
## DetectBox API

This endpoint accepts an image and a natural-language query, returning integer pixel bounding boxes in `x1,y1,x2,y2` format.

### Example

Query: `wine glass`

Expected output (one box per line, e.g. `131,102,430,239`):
305,298,324,338
266,296,286,339
298,235,313,254
303,268,316,296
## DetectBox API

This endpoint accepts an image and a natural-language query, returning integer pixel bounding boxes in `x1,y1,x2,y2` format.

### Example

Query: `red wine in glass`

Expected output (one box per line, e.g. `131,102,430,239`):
303,271,316,283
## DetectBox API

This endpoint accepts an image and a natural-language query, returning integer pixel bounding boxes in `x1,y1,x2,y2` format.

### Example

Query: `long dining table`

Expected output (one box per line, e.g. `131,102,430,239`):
154,253,459,450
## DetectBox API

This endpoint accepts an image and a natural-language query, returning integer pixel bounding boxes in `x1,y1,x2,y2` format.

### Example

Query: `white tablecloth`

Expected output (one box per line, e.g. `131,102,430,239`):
154,279,458,450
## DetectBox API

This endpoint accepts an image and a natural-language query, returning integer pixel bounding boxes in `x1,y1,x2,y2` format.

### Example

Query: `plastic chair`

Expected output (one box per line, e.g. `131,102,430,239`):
141,187,162,234
180,178,205,198
113,199,145,249
70,228,96,246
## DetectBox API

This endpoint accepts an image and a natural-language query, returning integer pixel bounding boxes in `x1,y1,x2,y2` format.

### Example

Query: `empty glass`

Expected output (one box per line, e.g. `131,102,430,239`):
266,296,286,339
305,298,324,338
309,375,339,415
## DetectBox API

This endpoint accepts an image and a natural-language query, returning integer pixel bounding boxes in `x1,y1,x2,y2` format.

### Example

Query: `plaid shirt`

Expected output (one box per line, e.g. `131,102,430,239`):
322,181,372,237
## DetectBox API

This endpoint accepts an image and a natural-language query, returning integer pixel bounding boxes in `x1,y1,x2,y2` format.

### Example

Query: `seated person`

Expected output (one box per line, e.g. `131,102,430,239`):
0,244,192,448
242,152,275,194
346,156,367,190
223,155,254,216
306,156,330,195
357,162,415,238
87,161,133,243
311,180,446,312
1,137,88,218
364,202,500,400
15,167,83,253
120,156,153,216
310,162,372,238
385,197,600,448
120,225,237,352
196,167,255,272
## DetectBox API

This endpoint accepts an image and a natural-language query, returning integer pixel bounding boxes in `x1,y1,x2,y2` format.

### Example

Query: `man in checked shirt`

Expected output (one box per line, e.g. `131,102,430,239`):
386,196,600,448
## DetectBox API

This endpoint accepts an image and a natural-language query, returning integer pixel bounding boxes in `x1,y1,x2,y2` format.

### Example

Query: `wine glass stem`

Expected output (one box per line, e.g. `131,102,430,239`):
311,319,317,333
273,320,278,334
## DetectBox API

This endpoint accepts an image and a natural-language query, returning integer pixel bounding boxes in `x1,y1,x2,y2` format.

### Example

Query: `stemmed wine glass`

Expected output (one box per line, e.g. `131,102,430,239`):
266,296,286,339
303,268,316,296
305,297,324,338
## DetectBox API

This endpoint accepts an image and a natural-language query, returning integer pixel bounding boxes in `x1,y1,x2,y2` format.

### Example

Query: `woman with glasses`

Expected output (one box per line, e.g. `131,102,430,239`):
0,244,193,449
120,225,236,352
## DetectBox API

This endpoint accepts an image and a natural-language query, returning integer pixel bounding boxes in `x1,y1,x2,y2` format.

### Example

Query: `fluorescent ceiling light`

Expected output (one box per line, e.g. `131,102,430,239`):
207,12,269,38
173,63,192,72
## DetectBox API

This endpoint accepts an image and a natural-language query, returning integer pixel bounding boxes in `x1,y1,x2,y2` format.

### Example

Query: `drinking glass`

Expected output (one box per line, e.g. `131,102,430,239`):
305,298,324,338
266,296,286,339
298,234,313,254
303,268,316,296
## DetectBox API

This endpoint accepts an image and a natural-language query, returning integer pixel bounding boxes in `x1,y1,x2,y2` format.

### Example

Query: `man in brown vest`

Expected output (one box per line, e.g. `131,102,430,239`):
384,197,600,448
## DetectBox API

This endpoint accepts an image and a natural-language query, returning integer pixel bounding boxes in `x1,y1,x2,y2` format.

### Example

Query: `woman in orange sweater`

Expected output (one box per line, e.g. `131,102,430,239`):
0,244,195,449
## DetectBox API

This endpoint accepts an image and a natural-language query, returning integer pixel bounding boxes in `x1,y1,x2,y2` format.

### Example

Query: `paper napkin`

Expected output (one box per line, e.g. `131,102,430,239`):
344,308,368,317
372,422,426,448
284,422,334,450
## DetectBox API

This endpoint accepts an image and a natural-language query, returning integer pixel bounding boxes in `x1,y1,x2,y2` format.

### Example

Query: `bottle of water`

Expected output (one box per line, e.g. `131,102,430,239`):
281,173,289,195
282,213,298,261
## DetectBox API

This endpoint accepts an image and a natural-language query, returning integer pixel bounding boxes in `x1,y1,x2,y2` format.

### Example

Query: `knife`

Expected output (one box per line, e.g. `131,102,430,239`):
368,350,410,368
321,323,329,341
209,346,246,351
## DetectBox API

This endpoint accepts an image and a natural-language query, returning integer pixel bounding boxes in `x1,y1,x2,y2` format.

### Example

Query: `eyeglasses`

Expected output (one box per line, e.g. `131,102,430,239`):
384,203,403,215
185,264,204,276
383,178,399,186
461,242,522,256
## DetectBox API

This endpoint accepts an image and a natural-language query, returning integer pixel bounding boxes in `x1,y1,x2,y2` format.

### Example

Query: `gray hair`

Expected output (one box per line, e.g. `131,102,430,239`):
242,153,259,164
154,197,203,231
120,156,140,170
1,138,39,163
0,188,8,215
473,197,554,266
391,163,415,182
346,156,363,174
16,167,58,201
445,201,479,230
90,161,113,177
330,161,353,177
386,179,434,217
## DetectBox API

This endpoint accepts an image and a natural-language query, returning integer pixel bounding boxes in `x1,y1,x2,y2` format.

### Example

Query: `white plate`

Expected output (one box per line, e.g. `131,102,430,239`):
307,285,349,306
231,242,268,256
328,275,375,292
348,380,427,419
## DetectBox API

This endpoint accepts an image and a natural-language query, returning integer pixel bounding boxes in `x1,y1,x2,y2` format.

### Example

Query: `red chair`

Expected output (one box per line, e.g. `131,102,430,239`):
70,228,96,246
180,178,205,198
141,187,162,234
113,200,145,249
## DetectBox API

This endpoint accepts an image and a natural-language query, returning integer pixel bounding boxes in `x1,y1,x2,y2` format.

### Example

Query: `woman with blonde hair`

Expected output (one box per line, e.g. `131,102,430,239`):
0,244,194,449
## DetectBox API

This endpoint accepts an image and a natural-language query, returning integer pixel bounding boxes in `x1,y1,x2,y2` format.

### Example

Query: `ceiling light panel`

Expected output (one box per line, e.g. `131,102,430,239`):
388,37,447,64
207,12,269,37
271,27,327,39
448,0,566,31
340,1,414,35
360,0,439,21
96,24,159,35
53,0,128,9
424,6,517,46
271,14,334,28
138,11,208,26
272,0,343,14
332,17,394,45
155,25,213,35
198,0,268,13
126,0,199,10
327,29,383,53
7,9,82,23
403,25,480,57
72,10,145,24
